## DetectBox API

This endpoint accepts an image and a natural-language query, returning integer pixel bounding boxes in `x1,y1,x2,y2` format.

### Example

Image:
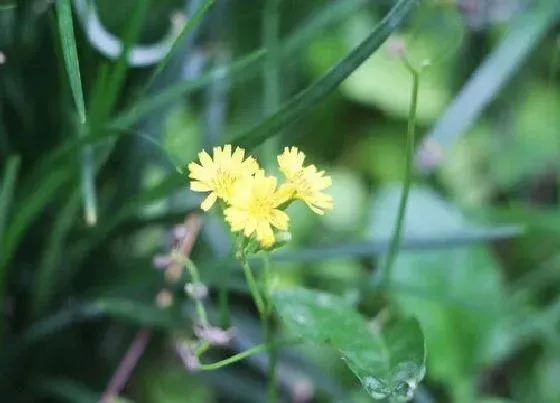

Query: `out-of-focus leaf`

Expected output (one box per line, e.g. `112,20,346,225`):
110,49,266,131
38,378,99,403
231,0,419,150
418,0,560,172
0,169,71,296
369,185,508,397
55,0,86,123
272,287,426,400
0,155,20,246
491,82,560,188
55,0,97,225
141,0,215,93
31,191,81,318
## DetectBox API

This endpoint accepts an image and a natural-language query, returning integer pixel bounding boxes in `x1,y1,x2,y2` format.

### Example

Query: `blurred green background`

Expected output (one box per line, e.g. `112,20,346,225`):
0,0,559,402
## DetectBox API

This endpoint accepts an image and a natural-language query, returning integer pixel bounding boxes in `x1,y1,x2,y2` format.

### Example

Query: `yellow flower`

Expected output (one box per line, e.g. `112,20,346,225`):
224,170,289,248
188,145,259,211
277,146,333,214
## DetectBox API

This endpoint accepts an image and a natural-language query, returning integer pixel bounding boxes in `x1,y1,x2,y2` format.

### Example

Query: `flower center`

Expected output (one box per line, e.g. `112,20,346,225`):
292,171,312,197
248,194,274,219
213,168,239,200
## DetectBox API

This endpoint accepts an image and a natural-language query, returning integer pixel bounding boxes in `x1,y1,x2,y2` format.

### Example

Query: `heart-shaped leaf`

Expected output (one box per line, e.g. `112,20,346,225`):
272,287,426,401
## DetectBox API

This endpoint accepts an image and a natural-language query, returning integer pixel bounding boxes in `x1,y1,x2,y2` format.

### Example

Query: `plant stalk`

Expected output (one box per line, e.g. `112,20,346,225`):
377,60,419,286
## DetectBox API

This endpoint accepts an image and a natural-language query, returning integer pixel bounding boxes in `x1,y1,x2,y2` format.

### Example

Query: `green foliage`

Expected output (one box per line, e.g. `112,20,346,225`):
273,287,425,401
1,0,559,402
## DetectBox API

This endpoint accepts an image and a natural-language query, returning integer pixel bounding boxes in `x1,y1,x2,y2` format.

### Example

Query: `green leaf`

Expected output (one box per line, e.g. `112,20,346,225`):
369,185,508,394
55,0,86,124
272,287,426,400
55,0,97,224
31,190,81,318
0,168,71,304
141,0,215,94
37,378,99,403
418,0,560,172
109,49,264,131
230,0,419,150
0,155,20,246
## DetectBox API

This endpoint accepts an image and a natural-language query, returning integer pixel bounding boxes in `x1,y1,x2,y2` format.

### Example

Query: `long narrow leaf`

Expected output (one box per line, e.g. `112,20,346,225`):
141,0,215,94
417,0,560,173
231,0,419,150
31,190,81,318
56,0,86,124
0,169,71,285
0,155,20,246
55,0,98,225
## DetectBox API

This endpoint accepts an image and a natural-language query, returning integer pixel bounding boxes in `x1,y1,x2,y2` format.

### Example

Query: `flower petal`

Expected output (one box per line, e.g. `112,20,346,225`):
190,181,212,192
201,192,218,211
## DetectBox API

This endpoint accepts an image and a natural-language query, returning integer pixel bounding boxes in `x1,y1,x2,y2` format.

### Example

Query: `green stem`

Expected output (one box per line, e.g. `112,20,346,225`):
184,257,209,327
262,253,277,403
242,257,266,316
262,0,281,167
219,261,231,329
377,60,419,286
199,337,300,371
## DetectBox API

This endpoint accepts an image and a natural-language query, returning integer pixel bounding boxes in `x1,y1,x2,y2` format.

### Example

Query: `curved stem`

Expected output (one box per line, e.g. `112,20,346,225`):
199,337,300,371
377,61,419,286
184,257,209,327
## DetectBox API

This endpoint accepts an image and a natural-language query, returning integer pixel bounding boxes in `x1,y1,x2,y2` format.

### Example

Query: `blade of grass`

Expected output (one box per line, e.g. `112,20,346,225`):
230,0,419,150
88,0,151,126
262,0,281,166
56,0,86,124
416,0,560,173
0,169,72,277
110,49,266,131
0,156,20,246
0,168,72,344
55,0,97,225
140,0,215,95
31,190,81,318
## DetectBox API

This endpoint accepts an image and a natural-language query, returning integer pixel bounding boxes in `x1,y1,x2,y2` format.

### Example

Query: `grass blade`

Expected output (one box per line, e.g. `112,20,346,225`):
417,0,560,173
230,0,419,150
0,155,20,247
56,0,86,124
55,0,98,225
141,0,215,94
0,169,71,289
31,190,81,318
110,49,266,131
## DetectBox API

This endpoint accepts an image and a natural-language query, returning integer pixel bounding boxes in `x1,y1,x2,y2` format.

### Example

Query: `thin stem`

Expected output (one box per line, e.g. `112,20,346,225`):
262,253,277,403
376,60,419,286
199,337,300,371
184,257,209,327
262,0,281,167
242,257,266,316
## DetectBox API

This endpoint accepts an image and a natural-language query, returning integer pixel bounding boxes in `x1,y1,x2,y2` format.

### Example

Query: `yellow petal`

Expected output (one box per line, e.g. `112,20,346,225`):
190,181,212,192
201,192,218,211
243,217,258,237
256,222,274,248
270,209,289,231
199,151,213,167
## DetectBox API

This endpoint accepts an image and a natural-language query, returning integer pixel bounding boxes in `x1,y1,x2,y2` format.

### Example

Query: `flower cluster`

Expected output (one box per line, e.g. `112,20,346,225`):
188,145,333,249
